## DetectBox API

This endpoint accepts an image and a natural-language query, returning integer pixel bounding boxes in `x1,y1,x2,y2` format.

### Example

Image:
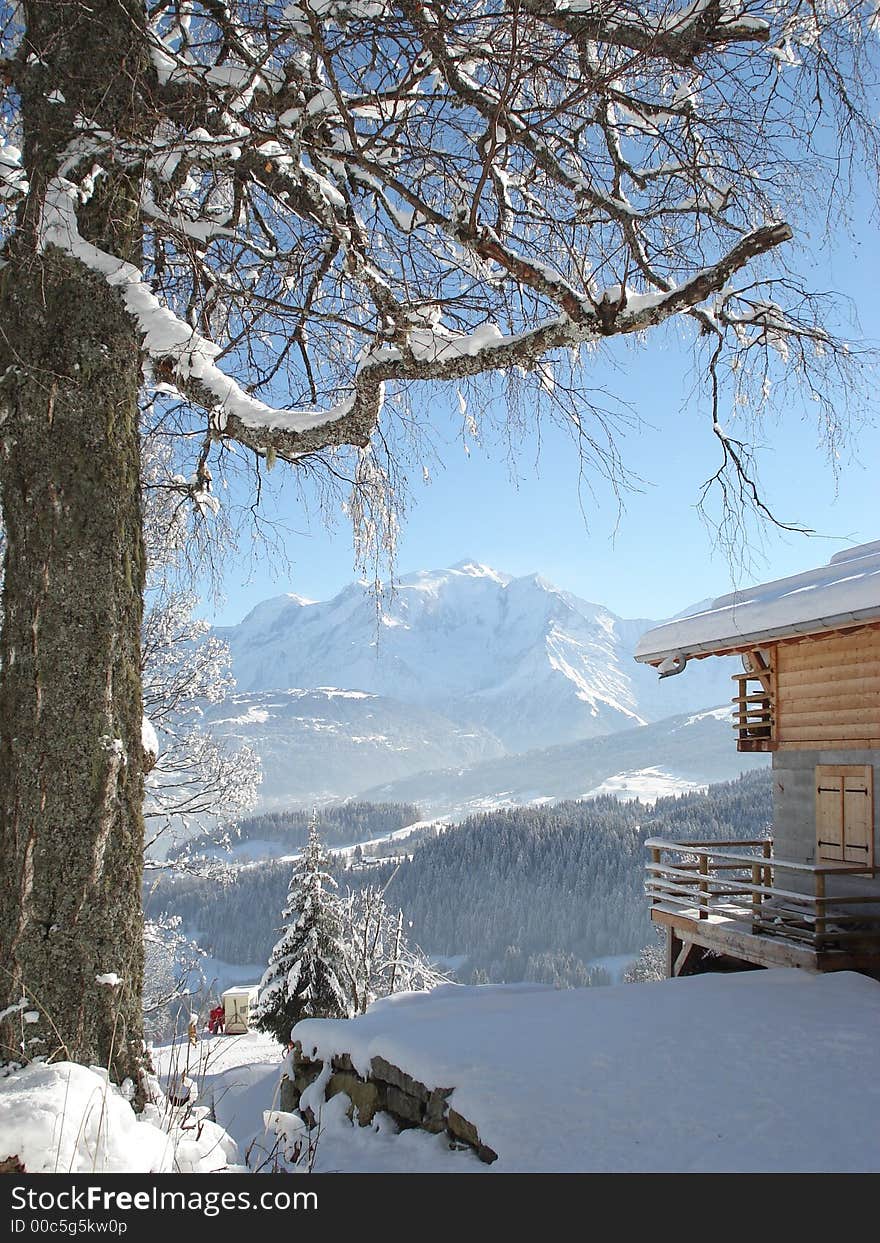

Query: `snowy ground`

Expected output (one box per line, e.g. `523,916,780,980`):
151,1030,286,1169
585,952,638,983
291,970,880,1173
7,970,878,1174
0,1057,243,1174
333,817,448,859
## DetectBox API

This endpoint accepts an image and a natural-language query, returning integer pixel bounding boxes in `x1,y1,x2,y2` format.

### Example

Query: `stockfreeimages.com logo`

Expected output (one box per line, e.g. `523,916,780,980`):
10,1186,318,1221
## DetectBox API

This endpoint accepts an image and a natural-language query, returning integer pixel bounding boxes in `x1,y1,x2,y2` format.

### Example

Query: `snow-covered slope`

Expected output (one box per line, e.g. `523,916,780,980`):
216,562,735,753
287,971,880,1173
13,972,878,1174
356,705,767,818
199,688,504,808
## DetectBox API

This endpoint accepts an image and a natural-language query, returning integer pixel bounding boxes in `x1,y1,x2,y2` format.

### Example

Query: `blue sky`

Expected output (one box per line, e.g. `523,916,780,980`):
202,231,880,628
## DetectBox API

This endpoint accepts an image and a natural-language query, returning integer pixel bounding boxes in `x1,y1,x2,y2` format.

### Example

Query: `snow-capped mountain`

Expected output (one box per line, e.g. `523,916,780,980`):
216,561,735,753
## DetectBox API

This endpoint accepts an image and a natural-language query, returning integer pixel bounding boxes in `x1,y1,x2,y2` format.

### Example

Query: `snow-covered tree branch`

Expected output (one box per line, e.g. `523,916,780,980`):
140,435,261,870
343,883,450,1015
3,1,874,482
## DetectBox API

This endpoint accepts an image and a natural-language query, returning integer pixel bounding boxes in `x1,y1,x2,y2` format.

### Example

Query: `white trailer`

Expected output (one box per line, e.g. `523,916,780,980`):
221,984,260,1034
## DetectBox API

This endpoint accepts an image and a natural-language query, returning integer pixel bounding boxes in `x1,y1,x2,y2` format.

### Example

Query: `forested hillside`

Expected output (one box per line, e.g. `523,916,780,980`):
369,771,772,983
156,772,771,983
170,800,422,862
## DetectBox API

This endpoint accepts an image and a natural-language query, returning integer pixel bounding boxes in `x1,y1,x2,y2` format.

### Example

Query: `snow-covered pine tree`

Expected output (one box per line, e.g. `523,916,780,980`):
256,818,350,1044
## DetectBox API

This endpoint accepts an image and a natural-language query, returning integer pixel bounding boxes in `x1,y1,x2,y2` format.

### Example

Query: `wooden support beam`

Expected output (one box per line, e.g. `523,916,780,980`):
699,854,709,920
747,648,774,696
673,940,705,978
665,926,680,980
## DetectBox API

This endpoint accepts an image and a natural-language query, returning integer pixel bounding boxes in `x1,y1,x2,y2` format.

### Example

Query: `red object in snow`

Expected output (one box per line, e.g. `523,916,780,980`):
207,1005,225,1035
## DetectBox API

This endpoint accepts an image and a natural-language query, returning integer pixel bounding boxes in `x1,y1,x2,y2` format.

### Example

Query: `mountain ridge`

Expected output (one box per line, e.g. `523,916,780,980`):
355,704,767,818
215,561,736,754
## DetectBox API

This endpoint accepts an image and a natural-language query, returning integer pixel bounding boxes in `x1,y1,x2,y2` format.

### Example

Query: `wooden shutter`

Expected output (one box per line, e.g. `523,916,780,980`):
816,771,844,861
843,769,873,865
816,765,874,866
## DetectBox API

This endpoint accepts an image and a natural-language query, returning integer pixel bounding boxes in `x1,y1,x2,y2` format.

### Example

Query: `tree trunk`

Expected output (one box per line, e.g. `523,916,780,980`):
0,0,151,1083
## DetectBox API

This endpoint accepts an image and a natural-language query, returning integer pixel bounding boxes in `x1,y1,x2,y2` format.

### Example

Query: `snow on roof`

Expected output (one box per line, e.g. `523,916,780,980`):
635,540,880,665
222,984,260,997
291,970,880,1172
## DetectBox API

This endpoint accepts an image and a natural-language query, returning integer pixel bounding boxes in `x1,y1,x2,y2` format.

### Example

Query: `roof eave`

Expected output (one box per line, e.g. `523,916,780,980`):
635,607,880,668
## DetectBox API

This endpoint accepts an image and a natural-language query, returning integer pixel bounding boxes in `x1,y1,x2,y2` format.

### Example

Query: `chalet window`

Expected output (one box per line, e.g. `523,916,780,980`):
815,765,874,866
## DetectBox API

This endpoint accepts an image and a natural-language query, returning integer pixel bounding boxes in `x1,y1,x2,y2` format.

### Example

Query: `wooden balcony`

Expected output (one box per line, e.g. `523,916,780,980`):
646,837,880,976
732,672,775,751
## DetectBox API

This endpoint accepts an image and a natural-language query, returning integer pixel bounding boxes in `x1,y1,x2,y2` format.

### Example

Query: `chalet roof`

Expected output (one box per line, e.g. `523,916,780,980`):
635,540,880,667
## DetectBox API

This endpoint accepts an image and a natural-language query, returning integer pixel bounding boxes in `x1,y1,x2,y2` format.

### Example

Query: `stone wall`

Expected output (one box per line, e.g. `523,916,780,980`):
282,1042,498,1164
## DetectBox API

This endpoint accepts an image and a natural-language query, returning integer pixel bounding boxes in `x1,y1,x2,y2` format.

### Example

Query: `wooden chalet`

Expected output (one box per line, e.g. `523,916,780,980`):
634,541,880,979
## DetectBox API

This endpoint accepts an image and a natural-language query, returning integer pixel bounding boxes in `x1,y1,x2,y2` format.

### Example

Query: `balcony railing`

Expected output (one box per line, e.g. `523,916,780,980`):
731,673,774,747
645,837,880,952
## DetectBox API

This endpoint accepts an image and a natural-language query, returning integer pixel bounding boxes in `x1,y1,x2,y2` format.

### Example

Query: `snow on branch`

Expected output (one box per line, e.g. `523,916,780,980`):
353,223,794,368
38,160,792,463
521,0,772,64
227,224,793,458
11,0,873,481
38,176,373,456
0,139,27,203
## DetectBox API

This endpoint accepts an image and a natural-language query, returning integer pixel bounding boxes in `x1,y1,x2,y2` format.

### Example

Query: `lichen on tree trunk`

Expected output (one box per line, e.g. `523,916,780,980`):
0,249,147,1082
0,0,152,1083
